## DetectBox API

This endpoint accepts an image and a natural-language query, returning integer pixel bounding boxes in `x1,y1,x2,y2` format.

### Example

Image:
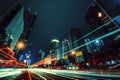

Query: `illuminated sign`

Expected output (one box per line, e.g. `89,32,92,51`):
75,51,83,57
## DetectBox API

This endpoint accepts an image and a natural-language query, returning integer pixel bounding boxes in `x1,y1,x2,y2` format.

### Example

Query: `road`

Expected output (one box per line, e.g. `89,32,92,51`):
0,68,120,80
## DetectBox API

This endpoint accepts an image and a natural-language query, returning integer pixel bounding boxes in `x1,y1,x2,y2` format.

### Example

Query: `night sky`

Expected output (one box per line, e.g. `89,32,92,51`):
0,0,92,63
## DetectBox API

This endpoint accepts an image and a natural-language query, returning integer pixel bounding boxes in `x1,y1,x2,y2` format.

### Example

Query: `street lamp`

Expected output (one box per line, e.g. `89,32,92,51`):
26,55,30,58
24,60,27,63
98,12,103,18
16,41,26,50
71,50,76,55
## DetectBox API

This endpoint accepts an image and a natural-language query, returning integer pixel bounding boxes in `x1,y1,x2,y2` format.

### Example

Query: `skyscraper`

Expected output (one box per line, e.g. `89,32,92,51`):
68,28,85,63
85,0,119,33
50,39,60,60
14,9,37,58
69,28,84,50
85,0,120,52
61,39,69,59
19,9,37,41
0,3,24,50
62,39,69,52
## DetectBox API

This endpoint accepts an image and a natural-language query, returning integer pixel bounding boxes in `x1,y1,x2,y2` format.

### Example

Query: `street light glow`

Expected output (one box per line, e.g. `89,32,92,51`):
26,55,30,59
16,41,25,50
24,60,27,63
71,50,76,55
98,12,103,18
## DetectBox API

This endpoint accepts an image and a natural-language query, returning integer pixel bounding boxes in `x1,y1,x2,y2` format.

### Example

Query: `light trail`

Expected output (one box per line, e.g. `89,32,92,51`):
27,68,110,79
29,69,47,80
30,68,120,79
30,68,76,80
0,69,23,78
0,68,119,79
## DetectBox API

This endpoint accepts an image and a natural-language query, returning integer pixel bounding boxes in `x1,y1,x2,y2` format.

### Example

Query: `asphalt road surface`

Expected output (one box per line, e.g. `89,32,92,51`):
0,68,120,80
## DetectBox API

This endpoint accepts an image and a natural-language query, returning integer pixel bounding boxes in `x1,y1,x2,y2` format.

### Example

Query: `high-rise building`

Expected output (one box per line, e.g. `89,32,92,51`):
0,3,24,50
38,49,45,61
61,39,69,59
96,0,120,18
84,38,93,53
14,9,37,58
41,52,45,61
19,9,37,41
69,28,84,50
68,28,85,63
85,0,119,33
62,39,69,52
50,39,60,60
85,0,120,52
0,27,6,45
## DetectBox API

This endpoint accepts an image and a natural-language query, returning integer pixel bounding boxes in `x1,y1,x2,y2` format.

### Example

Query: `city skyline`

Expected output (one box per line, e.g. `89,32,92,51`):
0,0,120,79
0,0,92,54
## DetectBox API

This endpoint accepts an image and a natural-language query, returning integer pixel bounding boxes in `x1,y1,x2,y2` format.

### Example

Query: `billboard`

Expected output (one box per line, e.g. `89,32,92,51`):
75,51,83,57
